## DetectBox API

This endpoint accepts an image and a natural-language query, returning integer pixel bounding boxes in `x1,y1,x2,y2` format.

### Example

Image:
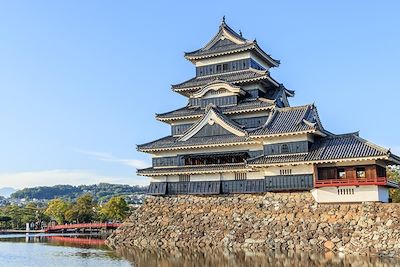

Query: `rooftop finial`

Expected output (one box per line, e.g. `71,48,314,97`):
239,30,243,37
222,15,226,24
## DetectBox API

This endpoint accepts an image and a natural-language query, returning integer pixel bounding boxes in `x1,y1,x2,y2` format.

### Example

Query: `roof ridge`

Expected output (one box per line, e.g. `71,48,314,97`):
274,104,313,112
263,109,279,129
172,69,268,88
296,105,312,125
324,132,359,139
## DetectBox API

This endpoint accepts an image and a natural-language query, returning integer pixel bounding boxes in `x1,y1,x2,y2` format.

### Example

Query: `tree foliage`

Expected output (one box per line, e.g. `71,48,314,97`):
100,196,129,222
10,183,147,202
65,194,97,223
388,167,400,203
45,199,69,224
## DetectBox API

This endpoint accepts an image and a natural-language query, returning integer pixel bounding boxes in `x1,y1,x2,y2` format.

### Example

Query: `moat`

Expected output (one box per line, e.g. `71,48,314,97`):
0,234,398,267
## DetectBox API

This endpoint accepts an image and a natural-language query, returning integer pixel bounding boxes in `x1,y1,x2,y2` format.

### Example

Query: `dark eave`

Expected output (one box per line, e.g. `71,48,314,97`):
249,133,392,166
137,163,250,176
156,99,275,122
171,69,278,95
137,135,257,153
249,104,324,136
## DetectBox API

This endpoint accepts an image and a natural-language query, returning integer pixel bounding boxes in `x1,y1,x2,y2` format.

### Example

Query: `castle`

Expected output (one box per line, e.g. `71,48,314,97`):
137,18,399,203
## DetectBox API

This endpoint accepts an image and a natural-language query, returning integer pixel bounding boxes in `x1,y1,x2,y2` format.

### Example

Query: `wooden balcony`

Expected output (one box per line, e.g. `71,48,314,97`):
315,177,399,188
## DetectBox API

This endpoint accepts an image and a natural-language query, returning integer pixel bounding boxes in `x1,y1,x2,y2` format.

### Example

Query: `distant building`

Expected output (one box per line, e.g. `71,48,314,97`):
137,18,400,203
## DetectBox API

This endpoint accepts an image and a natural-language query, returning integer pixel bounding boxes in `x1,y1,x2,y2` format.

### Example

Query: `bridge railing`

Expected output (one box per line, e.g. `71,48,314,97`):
44,222,121,232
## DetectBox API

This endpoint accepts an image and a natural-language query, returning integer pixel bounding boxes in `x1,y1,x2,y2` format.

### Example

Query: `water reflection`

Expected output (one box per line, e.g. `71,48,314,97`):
0,235,131,267
1,234,399,267
116,247,400,267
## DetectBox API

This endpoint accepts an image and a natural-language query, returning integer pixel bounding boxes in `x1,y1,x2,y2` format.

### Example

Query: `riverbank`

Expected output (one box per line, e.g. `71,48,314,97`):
107,193,400,258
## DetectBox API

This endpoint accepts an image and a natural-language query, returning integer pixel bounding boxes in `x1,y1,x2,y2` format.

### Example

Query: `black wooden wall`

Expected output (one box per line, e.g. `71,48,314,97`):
264,141,310,155
147,174,314,195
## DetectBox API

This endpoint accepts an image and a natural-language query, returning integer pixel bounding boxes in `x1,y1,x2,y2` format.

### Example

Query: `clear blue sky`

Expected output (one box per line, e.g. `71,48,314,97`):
0,1,399,189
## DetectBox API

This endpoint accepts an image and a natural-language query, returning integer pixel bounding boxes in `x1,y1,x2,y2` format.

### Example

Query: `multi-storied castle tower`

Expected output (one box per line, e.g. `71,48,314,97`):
137,18,399,203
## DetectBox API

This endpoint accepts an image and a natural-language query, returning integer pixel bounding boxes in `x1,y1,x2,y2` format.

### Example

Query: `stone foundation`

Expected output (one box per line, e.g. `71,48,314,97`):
107,193,400,257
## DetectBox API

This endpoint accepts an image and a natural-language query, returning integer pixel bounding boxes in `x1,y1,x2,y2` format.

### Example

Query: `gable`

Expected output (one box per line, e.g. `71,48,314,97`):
192,123,232,138
178,106,247,142
209,39,236,51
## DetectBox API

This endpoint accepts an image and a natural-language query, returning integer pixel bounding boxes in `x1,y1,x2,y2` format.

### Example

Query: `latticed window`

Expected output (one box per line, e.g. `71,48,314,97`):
280,169,292,175
281,144,289,154
179,174,190,182
235,172,247,180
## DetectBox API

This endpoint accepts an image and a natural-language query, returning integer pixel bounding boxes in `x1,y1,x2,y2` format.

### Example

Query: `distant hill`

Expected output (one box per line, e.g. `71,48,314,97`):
10,183,147,202
0,187,16,198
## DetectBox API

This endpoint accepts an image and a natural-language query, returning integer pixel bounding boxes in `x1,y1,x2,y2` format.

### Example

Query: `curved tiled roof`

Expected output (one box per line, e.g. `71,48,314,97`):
249,105,323,136
184,19,279,66
156,99,275,121
137,163,250,176
248,153,309,165
307,134,389,161
171,69,272,92
249,133,392,165
137,135,257,152
185,42,255,58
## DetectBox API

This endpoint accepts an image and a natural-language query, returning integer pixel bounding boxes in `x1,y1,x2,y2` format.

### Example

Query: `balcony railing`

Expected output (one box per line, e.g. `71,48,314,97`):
314,177,400,188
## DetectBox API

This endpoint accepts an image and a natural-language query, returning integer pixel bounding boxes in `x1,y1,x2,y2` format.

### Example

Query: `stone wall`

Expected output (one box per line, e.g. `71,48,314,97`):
107,193,400,257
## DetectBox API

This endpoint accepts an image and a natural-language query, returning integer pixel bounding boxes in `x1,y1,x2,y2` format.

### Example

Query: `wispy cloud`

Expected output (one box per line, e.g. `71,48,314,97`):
0,169,149,189
74,149,149,169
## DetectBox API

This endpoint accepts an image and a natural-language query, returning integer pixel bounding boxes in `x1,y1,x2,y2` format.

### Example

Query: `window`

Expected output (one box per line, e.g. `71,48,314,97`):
338,169,346,179
280,169,292,175
356,168,366,178
179,175,190,182
216,64,222,73
223,63,228,71
235,172,247,180
337,188,354,195
281,144,289,154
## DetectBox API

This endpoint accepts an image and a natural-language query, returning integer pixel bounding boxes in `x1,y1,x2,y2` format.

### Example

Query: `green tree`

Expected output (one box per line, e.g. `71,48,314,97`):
100,196,129,222
0,215,12,229
65,194,97,223
45,199,69,224
389,167,400,202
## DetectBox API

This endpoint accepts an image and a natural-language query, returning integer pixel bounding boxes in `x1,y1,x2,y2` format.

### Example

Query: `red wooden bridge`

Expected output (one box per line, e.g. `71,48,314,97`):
44,222,121,233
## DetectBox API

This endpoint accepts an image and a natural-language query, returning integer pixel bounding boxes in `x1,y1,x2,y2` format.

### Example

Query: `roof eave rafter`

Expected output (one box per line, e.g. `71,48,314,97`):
249,155,390,168
137,140,260,153
156,105,274,123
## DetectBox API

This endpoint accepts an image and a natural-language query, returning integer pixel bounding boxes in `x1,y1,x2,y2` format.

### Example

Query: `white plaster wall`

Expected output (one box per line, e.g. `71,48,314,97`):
189,174,221,182
165,175,179,182
311,185,389,203
150,176,167,182
262,164,314,176
262,133,314,145
246,171,265,180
